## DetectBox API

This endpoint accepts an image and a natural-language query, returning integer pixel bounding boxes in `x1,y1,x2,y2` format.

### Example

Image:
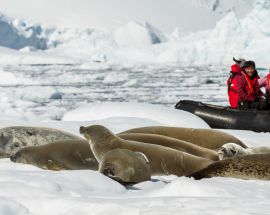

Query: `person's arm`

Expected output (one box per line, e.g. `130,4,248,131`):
259,76,267,88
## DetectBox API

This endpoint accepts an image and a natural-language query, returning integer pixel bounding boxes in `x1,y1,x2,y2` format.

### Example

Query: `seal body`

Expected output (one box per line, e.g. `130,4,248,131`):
119,126,246,150
0,126,81,153
118,133,219,161
99,148,151,185
80,125,213,177
218,143,270,160
10,139,98,171
190,154,270,180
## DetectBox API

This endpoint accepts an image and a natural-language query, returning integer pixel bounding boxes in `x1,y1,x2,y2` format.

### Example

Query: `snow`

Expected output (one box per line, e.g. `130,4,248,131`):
0,102,270,214
62,102,210,129
2,103,270,210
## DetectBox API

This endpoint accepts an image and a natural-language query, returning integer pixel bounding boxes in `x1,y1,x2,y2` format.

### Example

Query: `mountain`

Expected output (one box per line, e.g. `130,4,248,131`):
0,0,269,66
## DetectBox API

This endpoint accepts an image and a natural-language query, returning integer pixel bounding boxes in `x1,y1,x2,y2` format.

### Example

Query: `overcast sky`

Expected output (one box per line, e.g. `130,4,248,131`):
0,0,253,32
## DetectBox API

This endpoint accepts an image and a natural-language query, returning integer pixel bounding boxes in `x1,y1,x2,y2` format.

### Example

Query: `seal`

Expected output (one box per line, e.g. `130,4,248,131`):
80,125,213,177
10,139,98,171
118,133,219,161
189,153,270,180
218,142,270,160
119,126,246,150
99,148,151,185
0,126,81,153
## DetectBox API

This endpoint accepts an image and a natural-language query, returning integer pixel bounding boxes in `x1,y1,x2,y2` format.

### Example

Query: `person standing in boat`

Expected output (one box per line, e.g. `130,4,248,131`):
228,59,266,109
227,58,245,108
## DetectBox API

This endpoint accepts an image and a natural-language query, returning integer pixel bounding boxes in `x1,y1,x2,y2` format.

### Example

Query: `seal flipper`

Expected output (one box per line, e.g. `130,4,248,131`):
100,162,136,186
47,159,70,170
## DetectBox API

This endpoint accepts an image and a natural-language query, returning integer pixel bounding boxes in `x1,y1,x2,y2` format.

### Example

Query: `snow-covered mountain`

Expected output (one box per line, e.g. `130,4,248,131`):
0,0,269,66
0,13,47,50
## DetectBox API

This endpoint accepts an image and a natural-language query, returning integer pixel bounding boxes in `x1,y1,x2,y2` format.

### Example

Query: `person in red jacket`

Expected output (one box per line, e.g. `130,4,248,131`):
259,68,270,104
227,58,246,108
236,60,266,109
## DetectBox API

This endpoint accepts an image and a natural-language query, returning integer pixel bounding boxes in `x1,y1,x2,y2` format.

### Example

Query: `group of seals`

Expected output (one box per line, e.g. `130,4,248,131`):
80,125,213,179
0,126,99,171
80,125,270,183
4,124,270,184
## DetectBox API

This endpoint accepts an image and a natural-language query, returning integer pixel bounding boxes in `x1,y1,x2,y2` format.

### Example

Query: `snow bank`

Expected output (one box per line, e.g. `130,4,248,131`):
62,102,210,129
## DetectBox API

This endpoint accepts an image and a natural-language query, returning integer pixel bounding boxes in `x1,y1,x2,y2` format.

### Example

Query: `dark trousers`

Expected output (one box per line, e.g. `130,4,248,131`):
238,100,270,110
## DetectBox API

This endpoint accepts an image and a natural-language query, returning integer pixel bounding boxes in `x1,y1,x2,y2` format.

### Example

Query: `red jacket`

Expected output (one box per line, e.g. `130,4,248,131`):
236,71,261,103
227,64,242,108
259,73,270,97
227,64,262,108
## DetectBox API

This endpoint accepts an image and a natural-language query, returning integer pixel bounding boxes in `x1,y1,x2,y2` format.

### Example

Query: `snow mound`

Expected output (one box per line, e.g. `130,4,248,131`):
62,102,210,128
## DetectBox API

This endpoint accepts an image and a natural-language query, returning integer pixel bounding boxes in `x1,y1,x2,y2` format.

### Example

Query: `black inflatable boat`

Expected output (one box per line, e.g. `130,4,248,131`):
175,100,270,132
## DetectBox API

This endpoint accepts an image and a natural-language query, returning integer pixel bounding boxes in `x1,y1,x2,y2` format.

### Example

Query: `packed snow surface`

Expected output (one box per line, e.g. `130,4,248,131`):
1,108,270,215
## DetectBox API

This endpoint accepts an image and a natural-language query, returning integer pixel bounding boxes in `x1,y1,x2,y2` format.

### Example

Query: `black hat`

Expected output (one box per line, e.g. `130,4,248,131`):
242,60,256,68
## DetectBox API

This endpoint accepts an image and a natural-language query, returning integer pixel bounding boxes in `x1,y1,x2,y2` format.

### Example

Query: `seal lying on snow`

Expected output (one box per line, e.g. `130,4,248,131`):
119,126,246,150
99,148,151,185
10,139,98,170
118,133,219,161
80,125,213,177
218,142,270,160
0,126,81,153
189,154,270,180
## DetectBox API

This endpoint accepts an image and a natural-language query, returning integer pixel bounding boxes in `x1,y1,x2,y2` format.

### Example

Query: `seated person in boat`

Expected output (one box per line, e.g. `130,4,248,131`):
259,68,270,105
228,60,267,110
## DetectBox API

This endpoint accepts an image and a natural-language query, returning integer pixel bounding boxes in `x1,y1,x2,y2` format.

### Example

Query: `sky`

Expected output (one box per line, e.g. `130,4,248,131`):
0,0,253,32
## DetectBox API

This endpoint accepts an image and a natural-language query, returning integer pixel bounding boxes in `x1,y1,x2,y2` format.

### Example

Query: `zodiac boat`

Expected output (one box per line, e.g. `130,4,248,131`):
175,100,270,132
